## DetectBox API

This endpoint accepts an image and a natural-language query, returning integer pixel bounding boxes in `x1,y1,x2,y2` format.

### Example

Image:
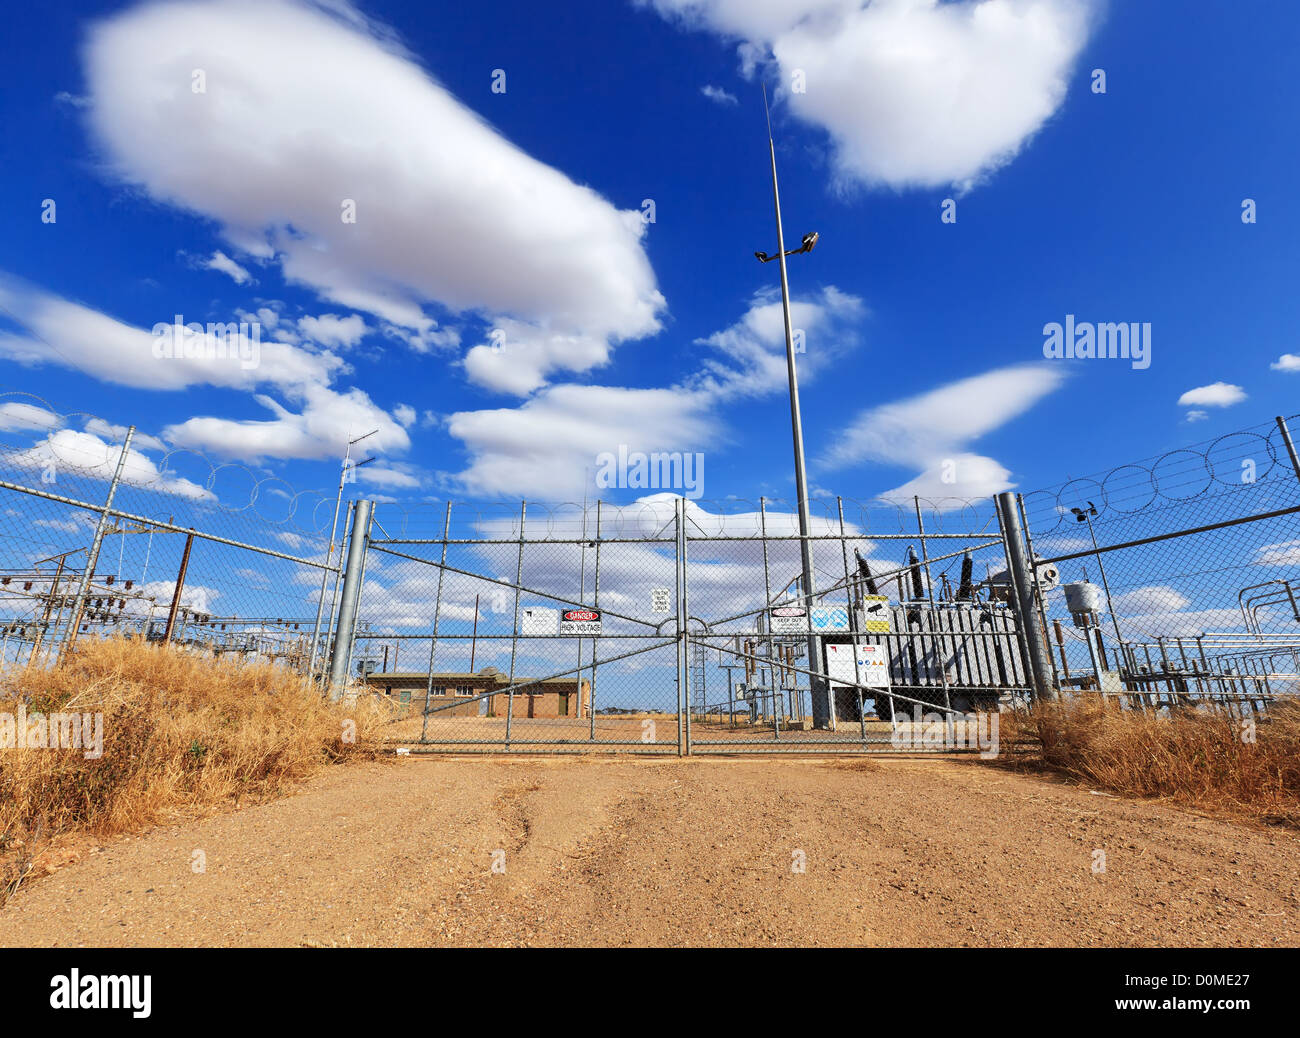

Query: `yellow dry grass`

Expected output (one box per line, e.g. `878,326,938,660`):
0,636,381,901
1000,697,1300,825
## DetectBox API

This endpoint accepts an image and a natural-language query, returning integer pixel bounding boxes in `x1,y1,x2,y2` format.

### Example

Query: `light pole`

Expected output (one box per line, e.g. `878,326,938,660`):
754,87,830,729
1071,502,1124,651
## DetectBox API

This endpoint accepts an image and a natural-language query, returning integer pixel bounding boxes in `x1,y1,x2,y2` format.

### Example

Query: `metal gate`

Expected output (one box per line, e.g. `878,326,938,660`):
679,495,1032,753
343,494,1036,755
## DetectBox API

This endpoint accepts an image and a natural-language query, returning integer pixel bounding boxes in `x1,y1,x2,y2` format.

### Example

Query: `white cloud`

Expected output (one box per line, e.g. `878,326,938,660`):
447,384,719,500
7,429,212,499
33,517,84,534
359,463,422,490
81,417,168,454
689,286,864,398
132,580,221,615
204,249,253,285
646,0,1099,190
84,0,664,386
447,287,862,498
1184,409,1209,423
392,403,417,428
297,313,368,350
0,400,63,434
162,383,410,462
1117,607,1242,640
818,363,1066,500
0,276,341,394
1255,540,1300,567
462,321,616,396
701,84,738,105
1270,353,1300,373
0,279,413,464
1113,585,1191,615
1177,382,1246,408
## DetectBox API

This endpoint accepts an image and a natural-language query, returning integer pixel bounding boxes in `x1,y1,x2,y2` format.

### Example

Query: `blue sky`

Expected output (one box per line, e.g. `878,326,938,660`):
1,0,1297,518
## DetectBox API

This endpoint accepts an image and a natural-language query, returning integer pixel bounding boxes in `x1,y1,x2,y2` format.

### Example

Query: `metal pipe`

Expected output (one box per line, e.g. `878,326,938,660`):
419,502,452,742
470,593,479,673
589,500,602,740
1277,416,1300,482
327,499,373,698
307,449,352,680
682,498,694,753
60,426,135,658
318,501,353,680
1039,501,1300,565
0,475,337,570
341,506,374,687
675,496,686,756
995,491,1057,701
505,502,526,749
914,498,951,714
763,97,825,730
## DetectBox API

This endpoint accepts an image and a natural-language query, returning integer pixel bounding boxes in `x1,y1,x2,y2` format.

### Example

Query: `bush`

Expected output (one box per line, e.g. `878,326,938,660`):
1003,696,1300,825
0,637,380,901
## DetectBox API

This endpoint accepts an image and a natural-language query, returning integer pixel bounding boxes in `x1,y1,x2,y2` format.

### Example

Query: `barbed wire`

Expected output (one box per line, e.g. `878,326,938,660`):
0,387,341,537
369,494,1002,543
1021,413,1299,535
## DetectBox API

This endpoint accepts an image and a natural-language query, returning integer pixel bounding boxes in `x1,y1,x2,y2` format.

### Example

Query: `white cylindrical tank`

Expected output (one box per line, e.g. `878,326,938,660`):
1063,581,1105,616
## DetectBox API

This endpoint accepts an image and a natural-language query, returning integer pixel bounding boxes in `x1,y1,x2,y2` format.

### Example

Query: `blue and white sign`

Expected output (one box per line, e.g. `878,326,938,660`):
809,606,851,632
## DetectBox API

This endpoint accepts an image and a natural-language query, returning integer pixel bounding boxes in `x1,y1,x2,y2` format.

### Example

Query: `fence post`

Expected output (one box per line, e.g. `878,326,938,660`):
995,491,1057,702
162,530,195,643
1276,416,1300,482
681,496,691,754
60,426,135,661
328,499,373,699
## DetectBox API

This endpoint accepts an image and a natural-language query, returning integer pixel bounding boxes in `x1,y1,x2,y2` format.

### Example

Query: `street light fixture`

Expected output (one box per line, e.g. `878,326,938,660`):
752,86,829,729
755,231,819,264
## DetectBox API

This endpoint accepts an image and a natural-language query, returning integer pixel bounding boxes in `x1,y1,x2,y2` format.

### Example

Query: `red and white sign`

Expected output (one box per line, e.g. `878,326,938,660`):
560,609,602,635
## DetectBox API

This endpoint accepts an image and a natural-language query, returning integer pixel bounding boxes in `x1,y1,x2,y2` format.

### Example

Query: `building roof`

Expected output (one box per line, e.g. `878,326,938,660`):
364,672,582,686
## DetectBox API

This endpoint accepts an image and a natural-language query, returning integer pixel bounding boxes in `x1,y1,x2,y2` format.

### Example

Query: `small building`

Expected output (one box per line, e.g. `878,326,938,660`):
363,665,591,719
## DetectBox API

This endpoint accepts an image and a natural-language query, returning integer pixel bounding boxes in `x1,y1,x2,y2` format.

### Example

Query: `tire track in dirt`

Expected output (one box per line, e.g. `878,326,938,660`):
2,756,1297,947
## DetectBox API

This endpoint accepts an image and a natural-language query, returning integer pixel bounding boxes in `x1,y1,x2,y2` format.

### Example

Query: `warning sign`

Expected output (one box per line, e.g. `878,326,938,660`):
856,644,889,688
520,607,558,636
768,605,807,634
560,608,602,635
860,595,892,633
651,588,672,614
825,642,890,690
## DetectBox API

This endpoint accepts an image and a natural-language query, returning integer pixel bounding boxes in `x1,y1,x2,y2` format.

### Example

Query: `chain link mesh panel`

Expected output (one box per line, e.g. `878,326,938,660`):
0,391,342,671
1024,414,1300,710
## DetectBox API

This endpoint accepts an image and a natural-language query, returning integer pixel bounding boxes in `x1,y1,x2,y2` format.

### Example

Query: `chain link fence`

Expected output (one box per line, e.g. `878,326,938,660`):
0,391,344,672
10,387,1292,750
357,494,1029,754
1022,414,1300,711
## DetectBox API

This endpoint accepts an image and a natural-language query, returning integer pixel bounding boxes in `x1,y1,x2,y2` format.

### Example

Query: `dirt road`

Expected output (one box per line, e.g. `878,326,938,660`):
3,756,1298,947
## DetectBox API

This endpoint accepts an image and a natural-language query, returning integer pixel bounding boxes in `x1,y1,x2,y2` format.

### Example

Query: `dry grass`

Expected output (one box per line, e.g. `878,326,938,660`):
998,697,1300,826
0,636,382,902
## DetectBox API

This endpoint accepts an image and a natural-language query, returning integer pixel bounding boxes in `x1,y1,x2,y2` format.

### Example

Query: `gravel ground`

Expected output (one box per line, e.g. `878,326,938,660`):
3,755,1298,947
